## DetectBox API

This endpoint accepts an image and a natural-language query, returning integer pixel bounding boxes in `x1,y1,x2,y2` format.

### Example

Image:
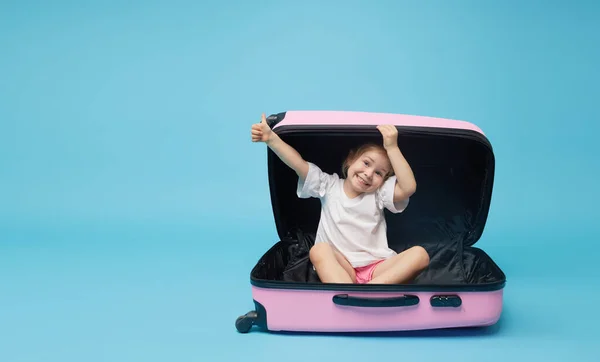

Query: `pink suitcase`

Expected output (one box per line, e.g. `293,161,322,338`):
236,110,506,334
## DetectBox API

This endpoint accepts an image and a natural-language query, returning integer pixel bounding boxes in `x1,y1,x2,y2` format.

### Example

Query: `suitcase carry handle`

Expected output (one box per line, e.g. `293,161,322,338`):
332,294,419,308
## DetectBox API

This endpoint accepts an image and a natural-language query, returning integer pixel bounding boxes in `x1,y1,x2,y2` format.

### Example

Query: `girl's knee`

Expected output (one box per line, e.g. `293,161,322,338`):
309,243,333,264
410,245,430,269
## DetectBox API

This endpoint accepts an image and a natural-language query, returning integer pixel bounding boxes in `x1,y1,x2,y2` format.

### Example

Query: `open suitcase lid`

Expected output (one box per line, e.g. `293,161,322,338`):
264,110,495,249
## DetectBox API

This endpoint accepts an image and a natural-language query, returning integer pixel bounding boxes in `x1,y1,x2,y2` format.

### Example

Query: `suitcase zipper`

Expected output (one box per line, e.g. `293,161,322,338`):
273,124,493,151
251,278,505,292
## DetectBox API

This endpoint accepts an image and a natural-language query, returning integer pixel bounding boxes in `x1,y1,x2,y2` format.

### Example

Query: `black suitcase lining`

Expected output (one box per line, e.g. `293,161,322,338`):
250,233,505,291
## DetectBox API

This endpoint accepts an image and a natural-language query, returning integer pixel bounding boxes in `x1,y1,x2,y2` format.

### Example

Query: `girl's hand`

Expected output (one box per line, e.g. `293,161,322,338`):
377,124,398,150
251,113,273,143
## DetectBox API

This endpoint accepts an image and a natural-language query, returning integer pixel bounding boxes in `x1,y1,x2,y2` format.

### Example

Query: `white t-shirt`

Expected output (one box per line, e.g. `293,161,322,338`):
297,162,409,268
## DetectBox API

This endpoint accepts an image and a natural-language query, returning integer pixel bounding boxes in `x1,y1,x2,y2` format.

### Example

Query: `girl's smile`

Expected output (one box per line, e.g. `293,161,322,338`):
344,150,391,198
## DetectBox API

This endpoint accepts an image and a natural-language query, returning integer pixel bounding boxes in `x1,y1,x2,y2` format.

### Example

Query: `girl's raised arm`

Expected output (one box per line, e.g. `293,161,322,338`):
251,113,309,180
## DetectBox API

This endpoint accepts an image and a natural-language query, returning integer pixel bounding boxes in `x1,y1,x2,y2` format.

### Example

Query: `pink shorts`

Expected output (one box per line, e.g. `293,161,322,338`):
354,259,385,284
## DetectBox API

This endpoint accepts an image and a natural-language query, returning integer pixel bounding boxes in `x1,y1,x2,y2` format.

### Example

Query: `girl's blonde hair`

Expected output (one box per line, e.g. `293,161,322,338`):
341,143,394,179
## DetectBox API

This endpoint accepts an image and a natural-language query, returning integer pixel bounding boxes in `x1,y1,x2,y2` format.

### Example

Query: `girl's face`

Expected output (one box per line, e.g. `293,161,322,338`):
345,150,391,195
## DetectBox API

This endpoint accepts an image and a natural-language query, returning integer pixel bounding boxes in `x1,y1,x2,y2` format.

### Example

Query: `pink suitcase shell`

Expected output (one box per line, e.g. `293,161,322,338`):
236,110,506,334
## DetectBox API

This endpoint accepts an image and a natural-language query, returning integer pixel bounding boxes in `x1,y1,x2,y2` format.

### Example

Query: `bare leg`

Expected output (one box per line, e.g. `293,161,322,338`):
310,243,355,283
332,248,356,283
368,246,430,284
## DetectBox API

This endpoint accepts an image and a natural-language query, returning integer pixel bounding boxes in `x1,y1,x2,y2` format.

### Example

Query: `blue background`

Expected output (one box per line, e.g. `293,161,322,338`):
1,1,599,361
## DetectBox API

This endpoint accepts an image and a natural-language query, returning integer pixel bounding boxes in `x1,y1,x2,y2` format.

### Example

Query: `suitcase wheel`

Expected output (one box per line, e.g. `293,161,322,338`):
235,311,258,333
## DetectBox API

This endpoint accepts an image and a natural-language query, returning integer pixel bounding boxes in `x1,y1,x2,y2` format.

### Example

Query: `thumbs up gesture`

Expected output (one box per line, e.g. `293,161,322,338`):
251,113,273,143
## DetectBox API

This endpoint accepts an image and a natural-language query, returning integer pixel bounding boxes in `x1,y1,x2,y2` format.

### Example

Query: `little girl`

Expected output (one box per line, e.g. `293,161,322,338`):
251,113,430,284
